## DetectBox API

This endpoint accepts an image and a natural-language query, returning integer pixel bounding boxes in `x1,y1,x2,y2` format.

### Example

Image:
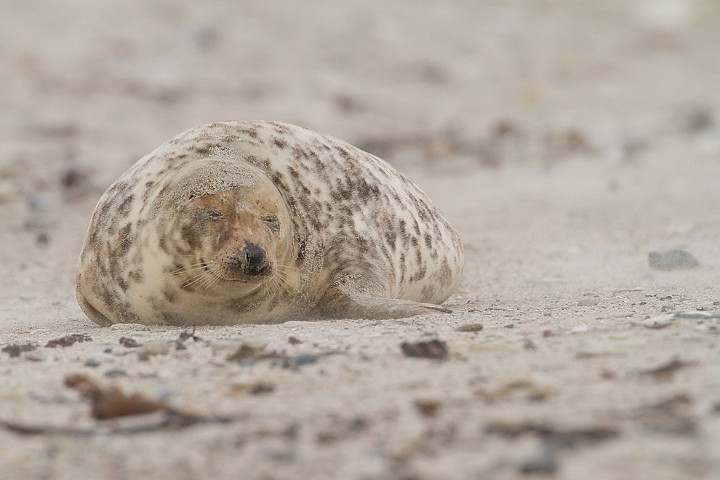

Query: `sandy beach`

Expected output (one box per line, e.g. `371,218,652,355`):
1,1,719,479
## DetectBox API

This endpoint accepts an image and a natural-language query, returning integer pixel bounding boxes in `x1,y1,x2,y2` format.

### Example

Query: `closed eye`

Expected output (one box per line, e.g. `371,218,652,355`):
196,208,223,226
263,214,280,233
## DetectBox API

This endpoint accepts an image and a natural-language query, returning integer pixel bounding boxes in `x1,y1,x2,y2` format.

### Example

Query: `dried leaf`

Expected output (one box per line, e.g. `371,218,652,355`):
65,373,169,420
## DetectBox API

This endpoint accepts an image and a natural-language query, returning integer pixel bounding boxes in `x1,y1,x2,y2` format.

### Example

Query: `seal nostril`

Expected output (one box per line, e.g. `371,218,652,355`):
244,242,267,274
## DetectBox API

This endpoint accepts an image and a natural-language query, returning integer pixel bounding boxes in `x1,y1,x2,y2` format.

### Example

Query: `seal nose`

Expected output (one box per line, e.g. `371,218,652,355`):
244,243,268,275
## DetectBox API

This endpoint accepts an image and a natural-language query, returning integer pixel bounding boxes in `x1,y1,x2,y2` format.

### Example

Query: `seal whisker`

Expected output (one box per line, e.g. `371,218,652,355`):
180,262,221,288
181,272,210,289
195,263,223,290
265,275,288,300
272,269,294,292
172,261,220,276
172,265,204,275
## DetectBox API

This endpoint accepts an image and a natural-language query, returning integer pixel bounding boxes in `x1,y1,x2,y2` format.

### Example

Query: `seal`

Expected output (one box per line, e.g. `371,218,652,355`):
75,121,464,326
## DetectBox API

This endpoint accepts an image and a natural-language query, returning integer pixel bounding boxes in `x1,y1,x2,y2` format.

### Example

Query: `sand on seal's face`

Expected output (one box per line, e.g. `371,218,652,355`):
75,121,464,326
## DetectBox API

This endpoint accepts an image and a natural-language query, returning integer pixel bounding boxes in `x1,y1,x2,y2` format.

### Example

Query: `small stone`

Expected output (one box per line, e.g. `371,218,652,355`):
640,314,674,329
519,444,558,475
400,339,448,360
36,232,50,246
104,369,127,378
288,336,303,345
137,340,170,361
578,299,598,306
671,103,714,134
119,337,140,348
414,398,441,418
227,343,266,362
648,250,700,271
575,343,624,358
282,353,318,369
455,323,484,332
674,311,718,320
228,381,276,396
84,357,101,367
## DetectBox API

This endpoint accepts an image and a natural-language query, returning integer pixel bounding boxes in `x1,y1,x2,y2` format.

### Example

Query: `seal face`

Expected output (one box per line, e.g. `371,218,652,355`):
76,121,464,325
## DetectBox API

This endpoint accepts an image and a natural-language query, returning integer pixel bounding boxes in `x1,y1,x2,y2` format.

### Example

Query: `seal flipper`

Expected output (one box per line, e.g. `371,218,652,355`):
327,275,452,319
345,292,452,319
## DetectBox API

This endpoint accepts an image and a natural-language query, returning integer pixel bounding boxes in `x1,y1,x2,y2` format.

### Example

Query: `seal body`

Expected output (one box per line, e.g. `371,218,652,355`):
76,121,464,325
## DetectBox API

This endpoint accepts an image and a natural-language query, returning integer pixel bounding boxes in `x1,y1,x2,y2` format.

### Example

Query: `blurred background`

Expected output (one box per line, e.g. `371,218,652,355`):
1,0,718,187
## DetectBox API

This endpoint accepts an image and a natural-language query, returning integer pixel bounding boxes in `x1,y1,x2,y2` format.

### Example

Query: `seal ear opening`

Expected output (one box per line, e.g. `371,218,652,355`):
75,286,113,327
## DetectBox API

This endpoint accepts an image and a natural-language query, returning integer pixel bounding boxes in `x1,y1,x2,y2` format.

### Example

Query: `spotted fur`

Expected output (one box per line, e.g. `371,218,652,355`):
76,121,464,325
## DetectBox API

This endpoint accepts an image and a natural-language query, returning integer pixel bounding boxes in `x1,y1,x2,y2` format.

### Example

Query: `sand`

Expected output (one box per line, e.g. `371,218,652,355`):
1,1,719,479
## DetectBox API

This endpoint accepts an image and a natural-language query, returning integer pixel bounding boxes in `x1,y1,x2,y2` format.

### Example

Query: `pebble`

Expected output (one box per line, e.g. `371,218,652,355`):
84,357,101,367
639,311,720,331
104,369,127,378
648,250,700,271
575,343,625,358
137,340,171,361
578,299,599,306
640,314,675,329
282,353,318,369
455,323,484,332
519,444,558,475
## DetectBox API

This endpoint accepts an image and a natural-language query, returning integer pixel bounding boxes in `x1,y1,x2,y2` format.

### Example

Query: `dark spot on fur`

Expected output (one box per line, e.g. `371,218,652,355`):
128,270,143,284
159,235,170,254
335,146,351,160
116,223,133,256
269,122,292,135
181,225,201,249
424,234,432,249
240,128,259,139
163,289,178,303
385,231,396,250
117,194,134,217
273,137,288,149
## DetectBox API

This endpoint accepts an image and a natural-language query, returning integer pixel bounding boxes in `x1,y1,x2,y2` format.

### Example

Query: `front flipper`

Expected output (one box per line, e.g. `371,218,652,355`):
346,292,452,319
324,274,453,320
